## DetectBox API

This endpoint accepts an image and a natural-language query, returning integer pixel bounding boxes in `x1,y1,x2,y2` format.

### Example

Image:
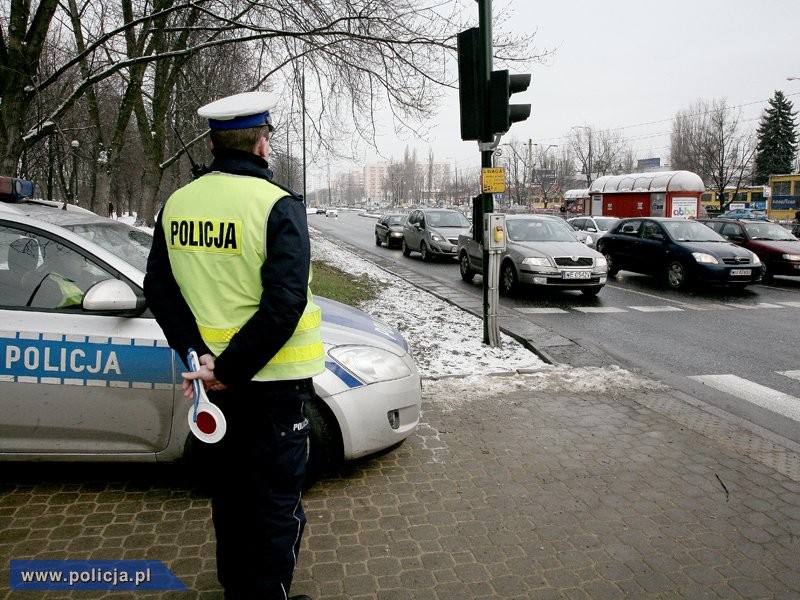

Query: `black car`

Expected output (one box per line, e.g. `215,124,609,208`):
595,217,763,290
374,213,406,248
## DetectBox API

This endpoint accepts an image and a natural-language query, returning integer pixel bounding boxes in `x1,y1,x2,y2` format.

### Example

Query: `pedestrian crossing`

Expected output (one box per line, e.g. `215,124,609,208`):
688,373,800,422
515,300,800,315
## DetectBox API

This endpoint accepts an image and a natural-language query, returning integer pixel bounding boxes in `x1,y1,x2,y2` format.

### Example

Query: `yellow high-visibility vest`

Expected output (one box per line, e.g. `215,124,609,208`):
162,172,324,381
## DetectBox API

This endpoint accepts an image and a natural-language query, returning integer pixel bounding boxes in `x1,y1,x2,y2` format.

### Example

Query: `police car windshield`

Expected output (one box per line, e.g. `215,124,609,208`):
66,222,153,272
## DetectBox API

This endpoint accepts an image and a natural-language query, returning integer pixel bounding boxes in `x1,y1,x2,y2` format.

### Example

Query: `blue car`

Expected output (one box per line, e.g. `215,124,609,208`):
596,217,763,290
721,208,769,221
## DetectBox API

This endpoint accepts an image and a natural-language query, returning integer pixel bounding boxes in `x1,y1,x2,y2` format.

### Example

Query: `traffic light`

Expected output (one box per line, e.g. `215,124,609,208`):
488,69,531,135
457,28,483,141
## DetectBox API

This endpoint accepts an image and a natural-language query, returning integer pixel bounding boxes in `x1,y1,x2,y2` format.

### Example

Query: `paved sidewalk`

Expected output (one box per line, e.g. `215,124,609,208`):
1,241,799,599
2,383,798,599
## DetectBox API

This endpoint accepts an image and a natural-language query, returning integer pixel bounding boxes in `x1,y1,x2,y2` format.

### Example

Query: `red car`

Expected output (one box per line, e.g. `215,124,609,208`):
700,218,800,281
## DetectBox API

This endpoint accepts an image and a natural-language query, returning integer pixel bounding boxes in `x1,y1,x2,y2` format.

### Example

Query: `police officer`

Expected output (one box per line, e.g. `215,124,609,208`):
144,91,322,600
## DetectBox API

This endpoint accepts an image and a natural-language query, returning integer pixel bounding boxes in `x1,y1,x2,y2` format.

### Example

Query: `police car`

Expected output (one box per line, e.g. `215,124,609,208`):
0,181,421,478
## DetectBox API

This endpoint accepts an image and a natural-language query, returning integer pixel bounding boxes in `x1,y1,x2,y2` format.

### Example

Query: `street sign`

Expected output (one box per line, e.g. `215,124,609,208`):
482,167,506,193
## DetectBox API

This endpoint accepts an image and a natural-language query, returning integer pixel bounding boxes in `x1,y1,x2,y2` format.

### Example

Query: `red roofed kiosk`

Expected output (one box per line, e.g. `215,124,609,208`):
588,170,705,219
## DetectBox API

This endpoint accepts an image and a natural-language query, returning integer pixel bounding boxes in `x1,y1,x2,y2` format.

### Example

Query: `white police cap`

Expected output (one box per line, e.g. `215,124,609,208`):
198,91,275,131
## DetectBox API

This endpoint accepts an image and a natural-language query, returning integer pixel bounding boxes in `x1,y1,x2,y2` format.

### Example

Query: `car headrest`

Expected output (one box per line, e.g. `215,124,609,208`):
8,238,40,273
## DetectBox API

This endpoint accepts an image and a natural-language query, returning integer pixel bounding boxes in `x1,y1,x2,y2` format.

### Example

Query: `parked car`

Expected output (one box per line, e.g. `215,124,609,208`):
720,208,769,221
0,196,421,480
457,214,608,296
374,213,406,248
567,216,620,248
552,217,591,246
595,217,763,290
699,218,800,280
402,208,471,261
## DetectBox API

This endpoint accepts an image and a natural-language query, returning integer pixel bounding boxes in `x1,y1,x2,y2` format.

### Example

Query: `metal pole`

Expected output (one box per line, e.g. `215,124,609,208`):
478,0,496,346
302,59,307,202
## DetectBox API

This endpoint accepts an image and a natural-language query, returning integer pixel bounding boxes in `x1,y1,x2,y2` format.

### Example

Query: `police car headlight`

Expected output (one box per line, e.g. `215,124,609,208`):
328,346,411,383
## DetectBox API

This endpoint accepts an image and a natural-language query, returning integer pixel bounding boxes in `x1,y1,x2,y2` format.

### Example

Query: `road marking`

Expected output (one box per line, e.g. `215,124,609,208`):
679,303,733,311
573,306,627,313
779,370,800,382
723,302,784,309
688,374,800,422
629,305,684,312
515,307,569,314
777,302,800,308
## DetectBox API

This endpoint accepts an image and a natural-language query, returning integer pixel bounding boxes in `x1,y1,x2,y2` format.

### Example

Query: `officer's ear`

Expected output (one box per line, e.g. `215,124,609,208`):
255,135,269,160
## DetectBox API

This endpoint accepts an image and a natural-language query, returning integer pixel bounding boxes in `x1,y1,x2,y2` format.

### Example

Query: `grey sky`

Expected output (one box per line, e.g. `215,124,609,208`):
342,0,800,180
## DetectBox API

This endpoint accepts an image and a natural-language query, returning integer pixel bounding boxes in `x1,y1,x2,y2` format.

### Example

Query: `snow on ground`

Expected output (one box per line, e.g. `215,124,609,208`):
309,229,666,402
125,214,663,401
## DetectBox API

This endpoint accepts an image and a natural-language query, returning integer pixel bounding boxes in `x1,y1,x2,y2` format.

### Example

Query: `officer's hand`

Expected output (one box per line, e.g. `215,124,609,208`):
182,353,227,399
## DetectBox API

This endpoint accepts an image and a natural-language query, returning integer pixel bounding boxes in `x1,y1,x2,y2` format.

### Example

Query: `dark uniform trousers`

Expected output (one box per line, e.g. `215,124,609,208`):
192,378,314,600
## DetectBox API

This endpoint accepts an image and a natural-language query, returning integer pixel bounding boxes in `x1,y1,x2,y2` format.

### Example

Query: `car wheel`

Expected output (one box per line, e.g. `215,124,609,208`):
665,261,688,290
761,264,773,282
581,286,602,296
305,397,343,489
401,239,412,256
597,243,619,276
375,233,383,246
420,242,432,262
459,251,475,281
500,260,518,295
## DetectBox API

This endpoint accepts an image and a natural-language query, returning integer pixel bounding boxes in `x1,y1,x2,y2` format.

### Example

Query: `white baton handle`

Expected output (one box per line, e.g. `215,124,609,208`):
186,349,227,443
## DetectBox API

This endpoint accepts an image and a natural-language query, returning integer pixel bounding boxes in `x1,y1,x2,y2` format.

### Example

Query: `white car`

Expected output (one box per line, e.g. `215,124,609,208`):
0,195,420,479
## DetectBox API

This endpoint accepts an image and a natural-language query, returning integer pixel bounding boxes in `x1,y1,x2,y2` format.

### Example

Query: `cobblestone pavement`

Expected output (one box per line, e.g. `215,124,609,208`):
2,240,799,599
1,382,799,599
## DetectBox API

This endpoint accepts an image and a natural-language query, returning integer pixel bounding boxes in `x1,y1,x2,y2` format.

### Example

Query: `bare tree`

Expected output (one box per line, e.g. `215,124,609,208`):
568,126,631,187
497,138,529,208
670,98,756,211
2,0,542,225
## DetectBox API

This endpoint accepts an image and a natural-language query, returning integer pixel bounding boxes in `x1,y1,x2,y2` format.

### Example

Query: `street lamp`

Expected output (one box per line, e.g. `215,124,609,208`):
70,140,79,204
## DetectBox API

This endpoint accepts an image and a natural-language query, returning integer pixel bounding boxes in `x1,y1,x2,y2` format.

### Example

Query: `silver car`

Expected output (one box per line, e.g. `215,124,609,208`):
402,208,472,261
567,216,620,248
458,214,608,296
0,196,421,478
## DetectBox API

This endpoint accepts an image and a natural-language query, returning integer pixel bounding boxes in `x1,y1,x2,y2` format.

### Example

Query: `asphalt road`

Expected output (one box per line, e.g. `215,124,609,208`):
310,209,800,445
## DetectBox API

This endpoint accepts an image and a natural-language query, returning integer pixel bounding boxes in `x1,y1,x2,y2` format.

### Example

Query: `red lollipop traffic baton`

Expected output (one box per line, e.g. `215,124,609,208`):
187,349,227,443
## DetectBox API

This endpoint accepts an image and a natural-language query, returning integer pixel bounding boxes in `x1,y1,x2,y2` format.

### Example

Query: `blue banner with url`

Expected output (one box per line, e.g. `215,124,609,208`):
10,559,186,591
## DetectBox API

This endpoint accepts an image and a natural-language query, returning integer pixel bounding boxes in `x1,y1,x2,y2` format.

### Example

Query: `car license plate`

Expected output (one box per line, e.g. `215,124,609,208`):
562,270,591,279
730,269,751,276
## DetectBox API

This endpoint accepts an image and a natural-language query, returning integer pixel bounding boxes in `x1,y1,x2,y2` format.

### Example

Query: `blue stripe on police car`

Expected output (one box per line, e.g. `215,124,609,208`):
1,331,173,387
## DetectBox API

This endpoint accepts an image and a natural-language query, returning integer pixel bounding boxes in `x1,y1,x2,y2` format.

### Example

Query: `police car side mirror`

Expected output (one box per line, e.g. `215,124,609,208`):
83,279,144,315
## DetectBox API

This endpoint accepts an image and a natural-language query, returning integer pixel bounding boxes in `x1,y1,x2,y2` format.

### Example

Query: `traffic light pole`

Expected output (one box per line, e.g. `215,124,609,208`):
478,0,497,346
459,0,530,346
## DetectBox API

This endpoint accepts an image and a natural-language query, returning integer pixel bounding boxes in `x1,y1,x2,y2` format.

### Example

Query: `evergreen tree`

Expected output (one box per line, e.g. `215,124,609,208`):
752,90,798,184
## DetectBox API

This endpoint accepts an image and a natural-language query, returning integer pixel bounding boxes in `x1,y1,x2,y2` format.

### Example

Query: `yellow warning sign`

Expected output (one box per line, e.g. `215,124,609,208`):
481,168,506,193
